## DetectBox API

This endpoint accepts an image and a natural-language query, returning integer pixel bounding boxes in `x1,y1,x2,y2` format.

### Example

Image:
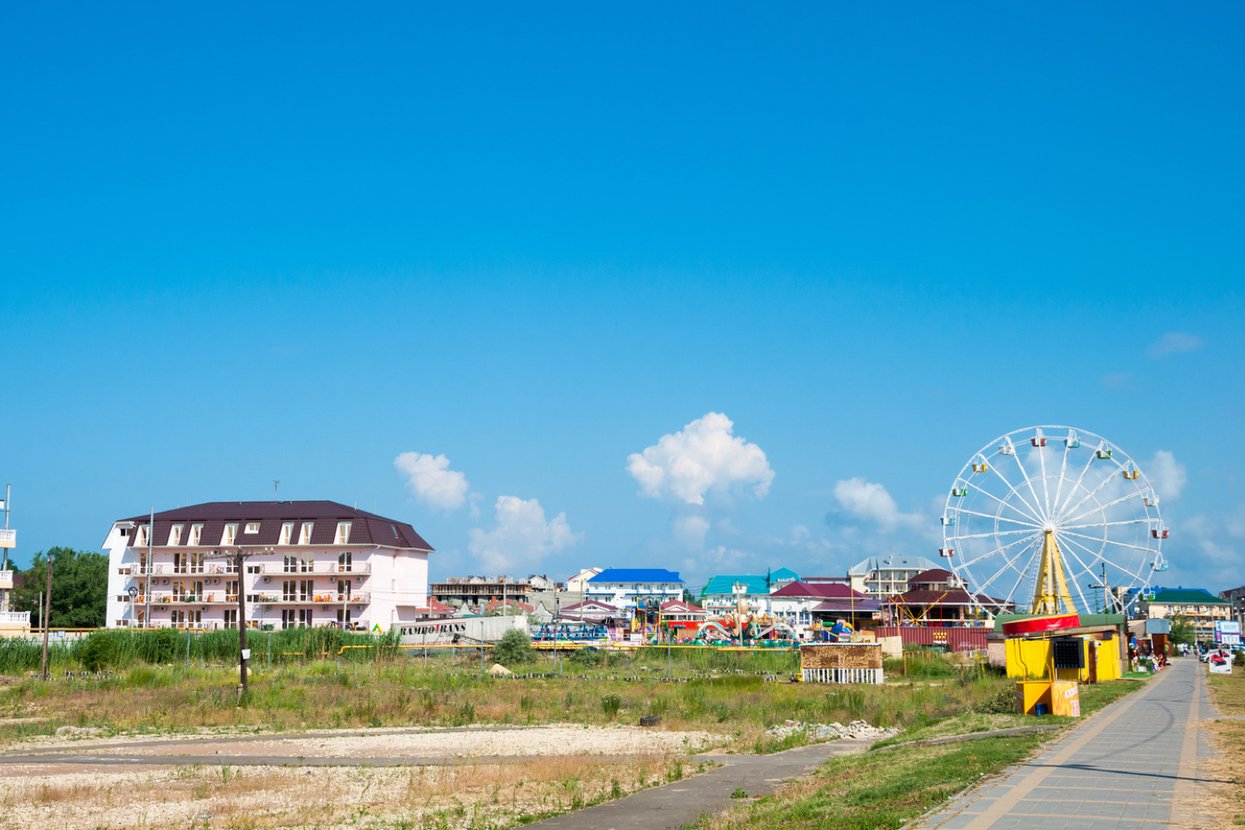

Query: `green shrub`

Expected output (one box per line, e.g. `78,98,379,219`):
493,629,532,667
600,694,622,717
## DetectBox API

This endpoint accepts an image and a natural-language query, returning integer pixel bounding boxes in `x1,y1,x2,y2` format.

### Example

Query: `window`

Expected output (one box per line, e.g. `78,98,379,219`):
337,608,353,628
244,521,260,534
279,522,294,545
136,524,149,547
338,551,353,573
299,522,314,545
168,524,183,546
298,608,312,627
189,524,203,545
226,580,239,600
299,579,313,601
222,524,238,545
335,522,352,544
223,608,238,628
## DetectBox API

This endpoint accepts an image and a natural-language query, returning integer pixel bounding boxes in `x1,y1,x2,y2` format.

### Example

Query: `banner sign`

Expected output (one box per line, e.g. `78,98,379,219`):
0,529,14,549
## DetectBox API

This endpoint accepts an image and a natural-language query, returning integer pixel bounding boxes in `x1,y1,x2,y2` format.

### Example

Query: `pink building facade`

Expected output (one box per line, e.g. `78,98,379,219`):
103,501,433,631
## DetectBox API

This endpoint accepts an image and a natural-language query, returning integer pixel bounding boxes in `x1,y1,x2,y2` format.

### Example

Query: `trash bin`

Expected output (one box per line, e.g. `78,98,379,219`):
1033,703,1049,716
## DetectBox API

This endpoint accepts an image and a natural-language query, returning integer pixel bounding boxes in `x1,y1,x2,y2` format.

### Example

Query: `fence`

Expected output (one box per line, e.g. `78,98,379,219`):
875,625,989,652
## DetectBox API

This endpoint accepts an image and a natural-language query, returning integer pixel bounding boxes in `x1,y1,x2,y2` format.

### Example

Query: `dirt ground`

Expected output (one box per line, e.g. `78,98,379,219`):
0,724,724,829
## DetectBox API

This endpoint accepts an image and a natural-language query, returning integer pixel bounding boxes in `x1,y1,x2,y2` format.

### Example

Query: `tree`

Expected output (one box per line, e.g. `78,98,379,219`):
12,548,109,628
1168,615,1196,646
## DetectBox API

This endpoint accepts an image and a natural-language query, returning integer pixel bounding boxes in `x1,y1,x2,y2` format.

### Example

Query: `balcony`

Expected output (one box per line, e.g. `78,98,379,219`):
262,561,371,576
246,592,371,605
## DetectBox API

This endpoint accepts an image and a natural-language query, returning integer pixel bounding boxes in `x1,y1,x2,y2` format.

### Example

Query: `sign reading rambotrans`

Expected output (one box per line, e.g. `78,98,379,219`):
0,529,14,549
1215,620,1241,647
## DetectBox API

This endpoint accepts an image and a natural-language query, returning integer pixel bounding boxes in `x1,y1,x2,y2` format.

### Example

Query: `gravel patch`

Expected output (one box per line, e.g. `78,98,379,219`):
765,719,899,742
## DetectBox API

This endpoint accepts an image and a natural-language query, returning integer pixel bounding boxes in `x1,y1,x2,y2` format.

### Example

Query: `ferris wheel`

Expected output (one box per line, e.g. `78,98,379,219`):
941,426,1168,617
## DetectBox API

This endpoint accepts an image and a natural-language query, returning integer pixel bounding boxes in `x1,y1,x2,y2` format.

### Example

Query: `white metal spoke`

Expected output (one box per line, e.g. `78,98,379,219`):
1059,529,1158,556
997,538,1046,610
1060,488,1146,527
1058,532,1149,587
1051,436,1072,528
975,534,1042,593
961,478,1044,525
1054,456,1127,524
1050,535,1099,614
985,463,1045,524
1052,444,1098,521
1037,440,1052,516
958,531,1043,570
1060,518,1153,532
952,507,1043,529
953,527,1044,542
1007,443,1050,524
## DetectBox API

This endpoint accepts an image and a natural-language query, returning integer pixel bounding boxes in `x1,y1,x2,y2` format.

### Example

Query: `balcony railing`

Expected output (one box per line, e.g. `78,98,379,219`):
0,611,30,627
246,592,371,605
122,562,367,578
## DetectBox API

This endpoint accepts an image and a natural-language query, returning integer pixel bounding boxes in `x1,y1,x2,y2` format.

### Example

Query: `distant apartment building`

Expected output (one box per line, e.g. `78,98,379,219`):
103,501,433,631
585,568,683,610
698,568,800,616
1221,585,1245,628
849,554,940,599
430,575,557,612
1140,587,1230,642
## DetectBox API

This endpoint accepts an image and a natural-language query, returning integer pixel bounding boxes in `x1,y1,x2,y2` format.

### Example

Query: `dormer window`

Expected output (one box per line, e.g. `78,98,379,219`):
279,522,294,545
299,522,314,545
136,525,149,547
335,522,352,544
168,524,183,546
222,523,238,545
244,521,260,535
188,524,203,545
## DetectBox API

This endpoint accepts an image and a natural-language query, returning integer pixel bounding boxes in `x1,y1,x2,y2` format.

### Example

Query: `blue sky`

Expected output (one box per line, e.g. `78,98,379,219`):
2,4,1242,595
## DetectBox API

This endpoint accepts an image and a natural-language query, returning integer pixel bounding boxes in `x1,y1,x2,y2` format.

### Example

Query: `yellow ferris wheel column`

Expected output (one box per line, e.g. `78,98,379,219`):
1030,530,1076,615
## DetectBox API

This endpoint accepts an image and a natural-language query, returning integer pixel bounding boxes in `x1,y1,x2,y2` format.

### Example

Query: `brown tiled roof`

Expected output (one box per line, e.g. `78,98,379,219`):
889,588,978,606
771,581,871,600
910,568,954,586
118,501,432,552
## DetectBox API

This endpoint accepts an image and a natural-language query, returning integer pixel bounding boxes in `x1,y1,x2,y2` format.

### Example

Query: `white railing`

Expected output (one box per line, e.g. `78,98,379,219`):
0,611,31,626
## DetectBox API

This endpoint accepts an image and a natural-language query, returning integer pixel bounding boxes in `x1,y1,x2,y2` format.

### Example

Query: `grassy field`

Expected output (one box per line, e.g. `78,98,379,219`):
1206,662,1245,826
0,639,1152,829
0,648,1014,752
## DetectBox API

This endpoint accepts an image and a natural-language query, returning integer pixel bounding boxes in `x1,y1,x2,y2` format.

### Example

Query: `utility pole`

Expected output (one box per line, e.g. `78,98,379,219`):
210,546,268,697
145,507,154,629
1,483,11,613
236,547,249,694
1088,563,1112,614
40,550,54,680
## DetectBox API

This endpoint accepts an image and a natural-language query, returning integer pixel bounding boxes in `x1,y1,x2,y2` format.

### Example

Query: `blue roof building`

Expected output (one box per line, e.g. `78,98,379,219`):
586,568,683,609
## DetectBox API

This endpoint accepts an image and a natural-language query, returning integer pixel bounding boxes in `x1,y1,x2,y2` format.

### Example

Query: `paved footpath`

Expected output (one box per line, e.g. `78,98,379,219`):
914,657,1220,830
523,738,873,830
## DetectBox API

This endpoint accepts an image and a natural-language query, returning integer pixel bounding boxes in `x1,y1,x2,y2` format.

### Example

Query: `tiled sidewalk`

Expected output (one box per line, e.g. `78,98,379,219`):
914,658,1218,829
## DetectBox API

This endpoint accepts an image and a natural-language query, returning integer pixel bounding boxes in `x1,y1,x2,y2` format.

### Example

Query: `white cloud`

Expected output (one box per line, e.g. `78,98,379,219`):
1145,450,1188,501
1147,332,1204,358
832,477,924,531
394,452,471,511
468,496,580,573
673,514,710,549
627,412,774,506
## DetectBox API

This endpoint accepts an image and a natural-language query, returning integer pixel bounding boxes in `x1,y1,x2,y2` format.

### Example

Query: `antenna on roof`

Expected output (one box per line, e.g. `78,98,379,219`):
273,480,280,499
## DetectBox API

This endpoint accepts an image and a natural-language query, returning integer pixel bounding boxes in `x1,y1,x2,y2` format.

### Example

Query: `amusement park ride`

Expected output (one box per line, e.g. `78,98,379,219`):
940,426,1168,618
